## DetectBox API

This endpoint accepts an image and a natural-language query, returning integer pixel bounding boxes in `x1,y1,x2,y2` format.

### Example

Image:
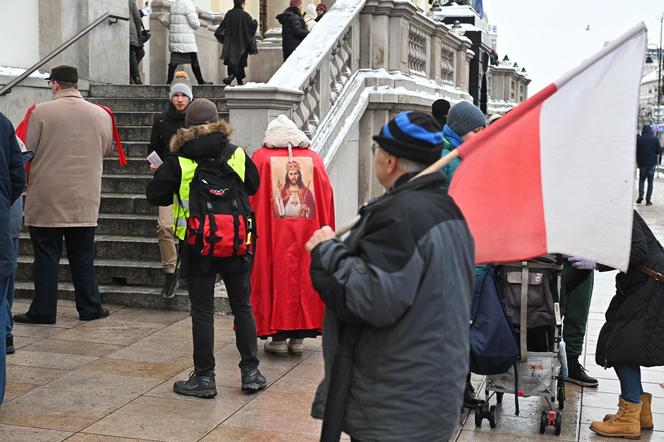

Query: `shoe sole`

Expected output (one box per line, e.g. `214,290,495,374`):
288,347,304,355
242,383,267,394
589,426,640,439
173,388,217,399
264,347,288,355
566,377,599,388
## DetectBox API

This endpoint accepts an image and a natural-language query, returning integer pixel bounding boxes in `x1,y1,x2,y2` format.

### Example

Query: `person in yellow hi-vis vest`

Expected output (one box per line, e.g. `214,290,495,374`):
147,98,264,398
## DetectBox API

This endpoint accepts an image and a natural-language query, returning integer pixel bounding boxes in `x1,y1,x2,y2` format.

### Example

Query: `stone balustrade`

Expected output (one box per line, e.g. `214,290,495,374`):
223,1,475,224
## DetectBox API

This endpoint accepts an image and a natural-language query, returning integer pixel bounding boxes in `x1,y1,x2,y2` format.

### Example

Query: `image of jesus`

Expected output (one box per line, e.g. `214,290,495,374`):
274,160,316,219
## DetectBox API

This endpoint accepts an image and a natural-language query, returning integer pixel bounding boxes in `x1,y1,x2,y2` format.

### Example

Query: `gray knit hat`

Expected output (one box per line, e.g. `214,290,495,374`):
447,101,486,136
170,78,193,101
185,98,218,127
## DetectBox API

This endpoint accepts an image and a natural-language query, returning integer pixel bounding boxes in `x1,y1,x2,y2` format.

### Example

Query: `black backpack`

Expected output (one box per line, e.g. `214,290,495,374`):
181,143,255,260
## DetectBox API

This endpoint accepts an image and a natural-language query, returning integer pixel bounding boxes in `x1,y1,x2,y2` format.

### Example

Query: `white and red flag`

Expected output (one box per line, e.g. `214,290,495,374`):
449,23,647,271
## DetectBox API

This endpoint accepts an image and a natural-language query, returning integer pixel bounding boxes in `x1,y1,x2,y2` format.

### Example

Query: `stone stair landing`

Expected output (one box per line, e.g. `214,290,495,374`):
15,84,230,312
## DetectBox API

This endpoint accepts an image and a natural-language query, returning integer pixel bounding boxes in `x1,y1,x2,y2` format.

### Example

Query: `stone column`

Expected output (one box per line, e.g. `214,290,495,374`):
225,86,303,153
149,0,171,84
39,0,128,84
85,0,129,84
265,0,289,34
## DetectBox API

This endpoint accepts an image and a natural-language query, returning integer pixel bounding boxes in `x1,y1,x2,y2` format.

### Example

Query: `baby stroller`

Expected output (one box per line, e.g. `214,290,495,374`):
474,255,566,436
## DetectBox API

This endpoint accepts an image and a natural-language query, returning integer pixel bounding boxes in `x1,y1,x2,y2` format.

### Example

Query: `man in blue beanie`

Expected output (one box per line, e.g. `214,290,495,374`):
441,100,486,191
306,111,474,442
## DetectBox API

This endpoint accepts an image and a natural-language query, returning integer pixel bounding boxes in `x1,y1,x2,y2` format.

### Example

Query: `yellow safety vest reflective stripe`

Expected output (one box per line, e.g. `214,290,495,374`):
171,146,247,240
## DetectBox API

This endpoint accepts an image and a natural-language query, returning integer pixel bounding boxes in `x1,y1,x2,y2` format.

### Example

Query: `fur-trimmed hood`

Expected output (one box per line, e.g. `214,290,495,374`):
170,120,232,158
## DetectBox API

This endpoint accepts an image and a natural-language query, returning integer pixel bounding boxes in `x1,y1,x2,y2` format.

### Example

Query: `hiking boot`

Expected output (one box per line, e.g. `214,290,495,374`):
637,196,643,204
161,272,178,299
567,357,598,387
173,371,217,399
79,309,110,321
287,338,304,355
604,392,654,431
6,335,15,355
590,396,641,439
463,380,483,408
264,339,288,354
241,368,267,394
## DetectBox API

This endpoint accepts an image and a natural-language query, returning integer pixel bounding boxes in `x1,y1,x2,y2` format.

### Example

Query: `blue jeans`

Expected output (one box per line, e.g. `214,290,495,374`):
638,166,656,202
0,276,8,404
3,237,18,338
614,364,644,404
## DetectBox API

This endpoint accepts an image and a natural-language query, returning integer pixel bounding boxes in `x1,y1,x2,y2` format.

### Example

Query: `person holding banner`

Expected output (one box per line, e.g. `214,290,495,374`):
306,111,474,442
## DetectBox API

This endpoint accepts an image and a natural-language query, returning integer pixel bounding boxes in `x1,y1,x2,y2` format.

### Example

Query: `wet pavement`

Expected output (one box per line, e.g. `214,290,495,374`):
2,173,664,441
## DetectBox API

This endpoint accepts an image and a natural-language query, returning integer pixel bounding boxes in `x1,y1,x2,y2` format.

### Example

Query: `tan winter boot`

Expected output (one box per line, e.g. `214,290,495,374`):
590,397,641,439
603,392,653,431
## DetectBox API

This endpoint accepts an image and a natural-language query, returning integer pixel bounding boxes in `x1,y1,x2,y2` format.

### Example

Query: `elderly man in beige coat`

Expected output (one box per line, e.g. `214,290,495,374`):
14,65,114,325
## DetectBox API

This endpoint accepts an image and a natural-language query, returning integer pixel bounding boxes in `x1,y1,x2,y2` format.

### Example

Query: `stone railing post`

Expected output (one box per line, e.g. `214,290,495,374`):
224,87,303,153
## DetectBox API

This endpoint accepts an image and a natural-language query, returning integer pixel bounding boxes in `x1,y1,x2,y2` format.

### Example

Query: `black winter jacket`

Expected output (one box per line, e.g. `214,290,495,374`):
309,172,475,442
636,125,662,167
0,113,26,280
146,121,259,275
276,7,309,60
219,7,258,68
148,103,187,161
596,211,664,368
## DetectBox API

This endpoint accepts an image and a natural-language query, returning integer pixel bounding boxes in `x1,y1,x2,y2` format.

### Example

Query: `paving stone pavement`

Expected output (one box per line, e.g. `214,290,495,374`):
2,174,664,441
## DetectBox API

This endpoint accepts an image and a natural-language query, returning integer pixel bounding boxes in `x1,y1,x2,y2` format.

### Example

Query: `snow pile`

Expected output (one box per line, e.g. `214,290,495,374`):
0,66,49,79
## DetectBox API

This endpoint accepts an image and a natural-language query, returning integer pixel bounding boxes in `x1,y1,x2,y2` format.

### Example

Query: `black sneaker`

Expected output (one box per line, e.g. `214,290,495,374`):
567,357,598,387
463,380,484,408
222,76,234,85
173,371,217,398
6,335,15,355
646,201,653,206
241,368,267,394
637,196,643,204
161,272,178,299
13,313,56,325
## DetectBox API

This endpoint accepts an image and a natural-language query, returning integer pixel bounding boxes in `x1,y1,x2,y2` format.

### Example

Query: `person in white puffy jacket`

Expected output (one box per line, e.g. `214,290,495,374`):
159,0,212,85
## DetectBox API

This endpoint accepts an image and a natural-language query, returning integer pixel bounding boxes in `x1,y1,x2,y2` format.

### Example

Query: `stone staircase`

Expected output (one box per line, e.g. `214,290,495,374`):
15,84,230,311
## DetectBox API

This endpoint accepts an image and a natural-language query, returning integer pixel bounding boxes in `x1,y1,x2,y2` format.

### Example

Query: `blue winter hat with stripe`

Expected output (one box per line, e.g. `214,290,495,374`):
373,111,445,165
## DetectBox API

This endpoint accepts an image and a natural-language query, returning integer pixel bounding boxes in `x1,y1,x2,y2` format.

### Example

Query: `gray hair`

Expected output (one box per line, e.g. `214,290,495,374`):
397,157,428,173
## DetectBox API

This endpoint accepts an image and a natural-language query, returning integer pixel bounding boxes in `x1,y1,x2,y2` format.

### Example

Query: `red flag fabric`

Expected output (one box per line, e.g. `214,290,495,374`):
249,146,335,337
449,24,646,271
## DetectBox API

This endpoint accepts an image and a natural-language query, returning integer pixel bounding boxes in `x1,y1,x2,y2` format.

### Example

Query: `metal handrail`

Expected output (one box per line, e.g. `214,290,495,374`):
0,12,128,97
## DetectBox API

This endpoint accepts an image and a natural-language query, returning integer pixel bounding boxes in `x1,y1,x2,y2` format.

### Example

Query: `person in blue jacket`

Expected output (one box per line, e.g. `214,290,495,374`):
636,125,663,205
0,113,27,404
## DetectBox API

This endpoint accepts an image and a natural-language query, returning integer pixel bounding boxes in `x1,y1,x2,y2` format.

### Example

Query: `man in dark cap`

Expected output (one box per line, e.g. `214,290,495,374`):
305,111,475,442
15,65,113,325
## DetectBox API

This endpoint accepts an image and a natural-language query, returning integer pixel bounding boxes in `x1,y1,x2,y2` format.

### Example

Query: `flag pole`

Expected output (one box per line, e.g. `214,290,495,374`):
335,149,461,237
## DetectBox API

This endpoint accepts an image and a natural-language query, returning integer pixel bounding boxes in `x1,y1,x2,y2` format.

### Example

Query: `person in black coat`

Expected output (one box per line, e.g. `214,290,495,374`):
147,74,192,299
590,210,664,438
277,0,309,61
636,125,663,205
146,99,265,399
218,0,257,86
0,112,26,404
